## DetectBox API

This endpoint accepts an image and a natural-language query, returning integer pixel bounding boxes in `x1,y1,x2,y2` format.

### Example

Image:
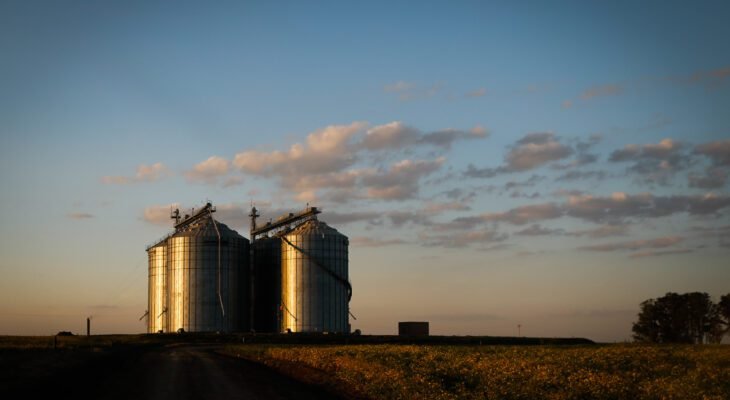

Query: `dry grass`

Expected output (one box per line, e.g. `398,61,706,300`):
224,344,730,400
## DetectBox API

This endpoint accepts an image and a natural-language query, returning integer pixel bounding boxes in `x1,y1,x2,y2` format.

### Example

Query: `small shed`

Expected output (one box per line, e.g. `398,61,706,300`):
398,321,429,336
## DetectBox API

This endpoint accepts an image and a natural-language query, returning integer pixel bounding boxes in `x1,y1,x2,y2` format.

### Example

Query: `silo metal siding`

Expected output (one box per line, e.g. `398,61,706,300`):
281,220,349,333
252,237,281,333
147,243,166,333
166,217,250,333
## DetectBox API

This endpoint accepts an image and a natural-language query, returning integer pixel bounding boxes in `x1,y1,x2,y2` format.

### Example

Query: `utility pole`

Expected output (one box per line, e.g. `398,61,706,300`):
517,324,521,337
87,317,91,336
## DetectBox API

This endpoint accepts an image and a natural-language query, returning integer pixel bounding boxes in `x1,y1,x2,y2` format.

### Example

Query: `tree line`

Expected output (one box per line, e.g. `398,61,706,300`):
632,292,730,344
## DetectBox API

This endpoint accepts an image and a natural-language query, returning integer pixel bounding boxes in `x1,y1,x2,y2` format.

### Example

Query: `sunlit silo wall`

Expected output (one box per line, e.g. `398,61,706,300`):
166,215,250,333
252,237,281,333
147,242,167,333
281,220,350,333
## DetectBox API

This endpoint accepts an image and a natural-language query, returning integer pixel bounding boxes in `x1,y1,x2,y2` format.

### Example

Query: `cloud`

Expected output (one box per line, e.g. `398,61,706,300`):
143,203,180,226
185,156,230,184
350,237,408,247
694,139,730,166
359,122,488,151
672,65,730,89
101,162,170,184
561,100,573,109
579,236,683,252
438,192,730,232
608,139,689,185
360,122,420,151
506,133,574,171
580,84,623,100
419,230,508,248
555,170,607,181
629,249,693,258
568,224,629,238
67,212,94,220
688,167,728,189
222,176,245,188
384,81,442,101
609,139,682,162
362,158,445,200
234,122,366,176
465,87,487,98
418,126,488,149
463,132,577,178
483,203,563,225
422,201,470,213
565,192,730,222
321,211,380,225
515,224,564,236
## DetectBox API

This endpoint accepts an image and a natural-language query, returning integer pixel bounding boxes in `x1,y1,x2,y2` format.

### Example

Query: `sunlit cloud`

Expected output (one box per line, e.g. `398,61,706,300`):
465,87,487,98
67,212,94,220
351,236,408,247
185,156,230,184
579,235,683,252
101,162,170,185
580,83,623,100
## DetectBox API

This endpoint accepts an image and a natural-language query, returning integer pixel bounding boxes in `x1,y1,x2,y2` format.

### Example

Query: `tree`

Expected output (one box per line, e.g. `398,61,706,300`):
720,294,730,338
632,292,726,344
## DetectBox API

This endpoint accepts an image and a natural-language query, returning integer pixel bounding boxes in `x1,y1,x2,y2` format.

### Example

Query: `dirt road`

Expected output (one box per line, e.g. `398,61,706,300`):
7,345,342,400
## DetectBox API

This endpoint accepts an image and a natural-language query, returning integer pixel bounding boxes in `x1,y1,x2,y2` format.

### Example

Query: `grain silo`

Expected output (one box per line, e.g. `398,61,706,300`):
249,206,351,334
251,236,281,332
147,241,167,333
280,220,350,333
145,203,250,333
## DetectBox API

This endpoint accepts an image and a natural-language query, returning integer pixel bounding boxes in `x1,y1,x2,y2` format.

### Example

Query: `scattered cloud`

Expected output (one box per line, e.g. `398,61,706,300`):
351,237,408,247
506,133,574,171
185,156,230,184
101,162,170,185
359,122,487,151
67,212,94,220
360,122,420,151
580,84,623,100
143,203,180,226
363,158,445,200
419,229,508,248
515,224,564,236
629,249,693,258
555,170,608,181
465,87,487,98
384,81,442,101
561,100,573,109
694,139,730,166
671,65,730,89
483,203,563,225
609,139,689,185
579,236,683,252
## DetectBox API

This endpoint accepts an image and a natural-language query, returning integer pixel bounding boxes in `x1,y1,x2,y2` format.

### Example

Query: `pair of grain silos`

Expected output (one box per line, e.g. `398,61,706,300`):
146,202,350,334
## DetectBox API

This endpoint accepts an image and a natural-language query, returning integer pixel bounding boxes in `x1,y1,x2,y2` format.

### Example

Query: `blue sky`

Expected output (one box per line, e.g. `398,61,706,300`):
1,1,729,341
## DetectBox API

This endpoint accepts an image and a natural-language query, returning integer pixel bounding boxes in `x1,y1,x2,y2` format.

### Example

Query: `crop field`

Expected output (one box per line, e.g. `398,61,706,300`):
224,344,730,400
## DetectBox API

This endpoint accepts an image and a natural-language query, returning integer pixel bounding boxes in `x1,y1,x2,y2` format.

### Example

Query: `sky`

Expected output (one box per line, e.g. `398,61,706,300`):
1,1,729,342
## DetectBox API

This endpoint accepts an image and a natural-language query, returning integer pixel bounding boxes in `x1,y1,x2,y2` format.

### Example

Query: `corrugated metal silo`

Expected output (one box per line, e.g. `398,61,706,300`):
281,220,350,333
147,241,167,333
252,237,281,333
166,212,250,332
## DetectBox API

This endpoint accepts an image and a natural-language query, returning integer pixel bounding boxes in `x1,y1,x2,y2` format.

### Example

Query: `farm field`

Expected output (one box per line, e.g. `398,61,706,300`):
224,343,730,400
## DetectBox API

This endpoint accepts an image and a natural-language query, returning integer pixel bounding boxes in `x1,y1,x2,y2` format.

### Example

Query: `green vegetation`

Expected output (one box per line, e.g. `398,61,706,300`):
224,344,730,400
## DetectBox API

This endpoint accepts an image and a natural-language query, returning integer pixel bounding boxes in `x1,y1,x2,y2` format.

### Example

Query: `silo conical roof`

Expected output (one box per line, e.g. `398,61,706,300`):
173,215,244,239
287,219,344,237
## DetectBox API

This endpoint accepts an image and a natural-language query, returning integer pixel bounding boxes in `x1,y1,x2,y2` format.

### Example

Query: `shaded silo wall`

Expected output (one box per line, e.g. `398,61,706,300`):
252,237,281,333
281,220,349,333
166,216,250,332
147,242,166,333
